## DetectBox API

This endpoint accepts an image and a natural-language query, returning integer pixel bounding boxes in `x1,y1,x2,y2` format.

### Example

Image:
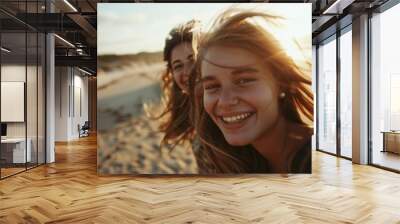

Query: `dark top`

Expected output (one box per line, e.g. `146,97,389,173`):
192,137,311,174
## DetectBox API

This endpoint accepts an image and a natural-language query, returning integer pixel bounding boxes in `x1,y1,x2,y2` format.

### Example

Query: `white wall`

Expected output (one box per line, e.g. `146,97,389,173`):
1,63,46,164
1,65,26,144
55,67,89,141
1,65,34,137
1,66,26,134
55,67,69,141
72,73,89,138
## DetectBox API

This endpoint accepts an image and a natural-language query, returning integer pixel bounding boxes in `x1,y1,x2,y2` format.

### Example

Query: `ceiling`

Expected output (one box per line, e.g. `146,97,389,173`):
310,0,389,43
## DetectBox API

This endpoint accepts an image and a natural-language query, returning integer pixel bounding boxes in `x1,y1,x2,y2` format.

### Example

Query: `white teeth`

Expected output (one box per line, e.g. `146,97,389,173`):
222,113,252,123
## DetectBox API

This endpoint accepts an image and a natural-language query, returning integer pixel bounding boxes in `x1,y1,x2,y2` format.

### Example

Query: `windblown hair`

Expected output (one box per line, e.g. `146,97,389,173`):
189,8,313,173
155,20,201,147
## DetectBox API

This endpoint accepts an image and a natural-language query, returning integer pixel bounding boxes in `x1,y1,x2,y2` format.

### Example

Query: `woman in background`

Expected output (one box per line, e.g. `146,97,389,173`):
189,8,313,174
154,19,214,173
154,19,202,152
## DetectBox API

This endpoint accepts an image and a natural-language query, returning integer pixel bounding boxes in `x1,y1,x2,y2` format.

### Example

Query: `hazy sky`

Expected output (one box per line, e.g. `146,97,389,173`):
98,3,311,56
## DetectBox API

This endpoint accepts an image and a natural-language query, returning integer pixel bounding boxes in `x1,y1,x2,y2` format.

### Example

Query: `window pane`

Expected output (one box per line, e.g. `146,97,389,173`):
27,30,38,169
318,36,337,154
340,29,352,158
371,3,400,171
1,31,28,177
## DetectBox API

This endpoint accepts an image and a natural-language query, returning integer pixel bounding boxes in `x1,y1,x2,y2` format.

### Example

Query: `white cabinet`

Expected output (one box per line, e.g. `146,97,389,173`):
1,138,32,163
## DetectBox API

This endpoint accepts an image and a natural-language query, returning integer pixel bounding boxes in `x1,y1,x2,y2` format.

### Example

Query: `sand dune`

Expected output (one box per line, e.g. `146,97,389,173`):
98,61,165,99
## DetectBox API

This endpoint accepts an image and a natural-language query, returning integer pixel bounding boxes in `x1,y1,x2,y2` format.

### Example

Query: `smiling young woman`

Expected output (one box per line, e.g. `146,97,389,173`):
189,8,313,174
153,19,202,148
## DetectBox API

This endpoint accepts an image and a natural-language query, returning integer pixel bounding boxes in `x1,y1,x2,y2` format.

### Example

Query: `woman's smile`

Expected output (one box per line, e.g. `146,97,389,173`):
221,112,253,123
216,111,256,131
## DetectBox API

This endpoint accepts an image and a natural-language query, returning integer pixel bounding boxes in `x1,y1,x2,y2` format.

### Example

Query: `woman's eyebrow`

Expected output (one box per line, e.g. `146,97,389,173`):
173,55,193,66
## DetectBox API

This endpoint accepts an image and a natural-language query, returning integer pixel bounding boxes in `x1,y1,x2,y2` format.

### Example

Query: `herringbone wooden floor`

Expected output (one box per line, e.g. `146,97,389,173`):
0,135,400,224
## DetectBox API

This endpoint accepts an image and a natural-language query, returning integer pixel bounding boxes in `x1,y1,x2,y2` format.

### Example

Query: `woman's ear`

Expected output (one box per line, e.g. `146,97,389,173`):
276,82,286,99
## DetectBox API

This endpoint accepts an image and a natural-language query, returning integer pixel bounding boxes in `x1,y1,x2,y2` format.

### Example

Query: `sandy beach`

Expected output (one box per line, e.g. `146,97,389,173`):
97,53,199,174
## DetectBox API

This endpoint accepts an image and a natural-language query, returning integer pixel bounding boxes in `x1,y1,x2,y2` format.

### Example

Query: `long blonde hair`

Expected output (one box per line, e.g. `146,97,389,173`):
189,8,313,173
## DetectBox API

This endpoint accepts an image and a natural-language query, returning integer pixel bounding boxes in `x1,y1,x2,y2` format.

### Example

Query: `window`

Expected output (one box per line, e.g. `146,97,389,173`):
0,1,46,179
317,35,337,154
370,2,400,171
339,27,352,158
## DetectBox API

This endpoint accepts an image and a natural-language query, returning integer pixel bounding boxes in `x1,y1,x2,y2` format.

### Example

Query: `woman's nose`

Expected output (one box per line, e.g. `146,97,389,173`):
182,61,193,76
218,87,238,108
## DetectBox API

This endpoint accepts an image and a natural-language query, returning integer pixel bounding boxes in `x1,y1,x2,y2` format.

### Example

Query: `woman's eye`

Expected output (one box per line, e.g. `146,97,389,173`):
173,64,183,71
203,84,220,92
236,78,255,85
